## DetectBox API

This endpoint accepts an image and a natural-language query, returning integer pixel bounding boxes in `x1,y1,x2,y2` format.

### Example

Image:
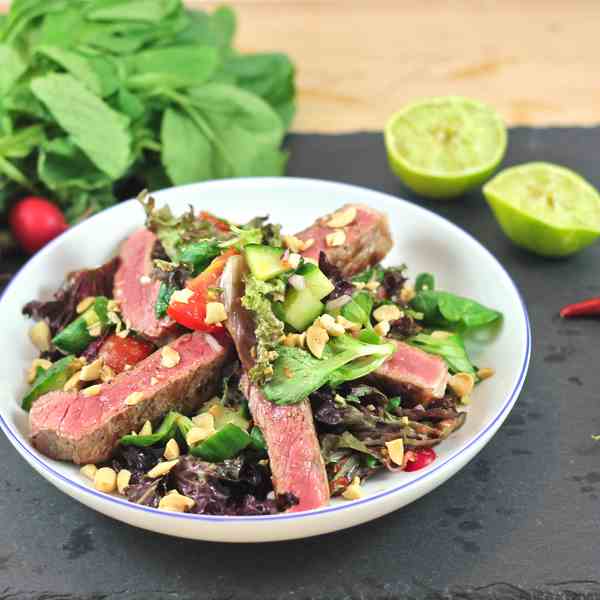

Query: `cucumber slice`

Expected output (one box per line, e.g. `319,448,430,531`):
245,244,287,281
297,263,334,300
281,287,324,331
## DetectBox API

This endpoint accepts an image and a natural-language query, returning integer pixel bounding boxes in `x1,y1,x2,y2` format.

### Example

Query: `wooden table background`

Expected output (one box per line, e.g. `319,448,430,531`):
2,1,599,132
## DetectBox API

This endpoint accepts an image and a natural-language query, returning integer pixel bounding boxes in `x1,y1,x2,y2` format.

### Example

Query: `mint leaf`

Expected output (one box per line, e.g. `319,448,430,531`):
409,332,476,374
31,73,132,179
85,0,180,23
0,44,26,94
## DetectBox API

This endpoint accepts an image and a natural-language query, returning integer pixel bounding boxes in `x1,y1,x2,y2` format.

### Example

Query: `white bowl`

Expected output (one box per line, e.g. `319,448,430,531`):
0,178,530,543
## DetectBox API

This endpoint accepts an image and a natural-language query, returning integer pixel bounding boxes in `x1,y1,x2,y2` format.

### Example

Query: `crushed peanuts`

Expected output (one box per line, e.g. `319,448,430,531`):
82,384,102,397
29,321,51,352
287,252,302,270
283,235,309,253
400,285,416,303
385,438,405,466
139,420,152,436
147,459,179,479
164,439,180,460
365,280,380,291
306,323,329,359
477,367,495,380
170,288,194,304
336,315,361,332
448,372,475,398
160,345,180,368
117,469,131,494
139,275,152,285
325,229,346,247
80,464,97,480
282,332,307,348
125,391,144,406
158,491,195,513
204,302,227,325
94,467,117,493
373,304,401,323
342,476,363,500
326,206,357,228
79,358,103,382
374,320,391,337
27,358,52,384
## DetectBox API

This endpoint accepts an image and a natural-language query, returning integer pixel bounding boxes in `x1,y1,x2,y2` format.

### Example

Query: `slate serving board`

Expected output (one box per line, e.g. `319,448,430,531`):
1,129,599,600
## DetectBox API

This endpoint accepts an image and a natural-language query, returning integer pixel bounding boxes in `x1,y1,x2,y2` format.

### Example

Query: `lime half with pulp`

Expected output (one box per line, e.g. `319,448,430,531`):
384,96,507,199
483,162,600,257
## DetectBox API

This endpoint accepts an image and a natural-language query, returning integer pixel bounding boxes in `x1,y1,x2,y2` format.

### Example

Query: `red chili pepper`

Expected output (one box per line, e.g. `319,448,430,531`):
560,297,600,318
404,447,436,472
199,210,230,233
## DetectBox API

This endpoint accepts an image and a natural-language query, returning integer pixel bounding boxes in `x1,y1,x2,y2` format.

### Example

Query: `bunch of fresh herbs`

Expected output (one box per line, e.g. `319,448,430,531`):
0,0,296,221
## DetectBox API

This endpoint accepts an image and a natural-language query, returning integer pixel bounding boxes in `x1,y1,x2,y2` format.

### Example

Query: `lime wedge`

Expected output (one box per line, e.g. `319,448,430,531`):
483,162,600,257
384,96,507,199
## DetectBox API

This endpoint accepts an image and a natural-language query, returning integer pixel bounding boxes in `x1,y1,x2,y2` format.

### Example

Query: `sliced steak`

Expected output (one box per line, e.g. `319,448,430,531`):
114,228,179,342
369,340,448,405
241,375,330,512
221,255,330,511
30,331,231,464
297,203,393,277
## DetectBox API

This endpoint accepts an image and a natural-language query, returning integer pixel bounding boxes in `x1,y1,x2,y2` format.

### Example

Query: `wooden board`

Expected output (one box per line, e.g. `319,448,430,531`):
3,1,599,132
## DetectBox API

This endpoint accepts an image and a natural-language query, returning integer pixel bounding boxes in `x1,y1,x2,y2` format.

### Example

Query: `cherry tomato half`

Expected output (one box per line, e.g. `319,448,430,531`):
404,447,436,472
98,334,155,374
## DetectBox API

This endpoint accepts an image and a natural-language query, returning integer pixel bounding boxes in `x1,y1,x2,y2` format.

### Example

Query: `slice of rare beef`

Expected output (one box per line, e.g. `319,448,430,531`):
221,255,330,511
114,228,179,342
241,374,330,512
296,203,393,277
30,331,231,464
369,340,448,405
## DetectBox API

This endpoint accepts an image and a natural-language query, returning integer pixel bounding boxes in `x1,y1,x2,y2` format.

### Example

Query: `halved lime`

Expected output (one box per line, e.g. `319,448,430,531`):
483,162,600,257
384,96,507,199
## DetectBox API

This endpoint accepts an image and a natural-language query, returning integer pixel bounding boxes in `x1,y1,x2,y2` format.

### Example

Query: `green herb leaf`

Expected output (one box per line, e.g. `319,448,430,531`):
415,272,435,292
30,73,132,179
85,0,180,23
0,44,27,94
154,281,175,318
411,289,502,329
409,332,476,374
178,239,221,274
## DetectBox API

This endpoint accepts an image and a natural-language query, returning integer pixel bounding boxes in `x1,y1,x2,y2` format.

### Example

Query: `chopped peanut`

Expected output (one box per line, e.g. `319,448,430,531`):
27,358,52,384
125,391,144,406
117,469,131,494
63,371,82,392
306,323,329,359
76,296,95,314
80,464,97,480
325,229,346,247
431,330,451,340
158,491,195,513
326,206,357,228
365,280,381,291
287,252,302,269
204,302,227,325
477,367,495,380
282,332,306,348
374,320,391,337
150,377,158,385
139,275,151,285
303,238,314,250
317,313,336,329
139,420,152,436
353,281,366,290
82,384,102,397
373,304,401,323
164,439,180,460
170,288,194,304
160,345,180,368
94,467,117,493
29,321,51,352
100,365,115,383
283,235,307,253
79,358,103,382
400,285,416,303
336,315,361,332
448,372,475,398
342,476,363,500
147,459,179,479
385,438,405,466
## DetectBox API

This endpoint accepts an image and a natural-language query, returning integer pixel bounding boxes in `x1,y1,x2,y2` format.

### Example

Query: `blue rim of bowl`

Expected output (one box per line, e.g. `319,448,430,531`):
0,177,531,524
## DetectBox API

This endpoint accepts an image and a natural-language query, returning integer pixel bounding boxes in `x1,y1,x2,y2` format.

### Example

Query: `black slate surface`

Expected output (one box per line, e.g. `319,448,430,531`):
2,128,600,600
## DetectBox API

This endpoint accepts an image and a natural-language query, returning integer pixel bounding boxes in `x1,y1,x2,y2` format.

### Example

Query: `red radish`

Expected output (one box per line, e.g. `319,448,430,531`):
404,447,436,472
10,196,68,254
98,334,155,374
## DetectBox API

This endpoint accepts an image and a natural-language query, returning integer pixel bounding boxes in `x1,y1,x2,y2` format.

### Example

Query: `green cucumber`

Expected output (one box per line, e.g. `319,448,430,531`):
198,399,250,431
245,244,287,281
280,287,324,331
22,355,78,411
119,411,180,447
190,423,251,462
297,263,334,300
52,296,111,354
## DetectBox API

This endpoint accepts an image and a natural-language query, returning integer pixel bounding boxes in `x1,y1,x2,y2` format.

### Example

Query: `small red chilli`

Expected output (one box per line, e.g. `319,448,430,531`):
559,298,600,319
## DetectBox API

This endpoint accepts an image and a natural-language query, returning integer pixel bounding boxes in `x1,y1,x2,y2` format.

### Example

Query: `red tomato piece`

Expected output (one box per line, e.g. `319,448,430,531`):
98,334,155,374
167,248,237,332
10,196,68,254
404,448,436,472
199,210,230,232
